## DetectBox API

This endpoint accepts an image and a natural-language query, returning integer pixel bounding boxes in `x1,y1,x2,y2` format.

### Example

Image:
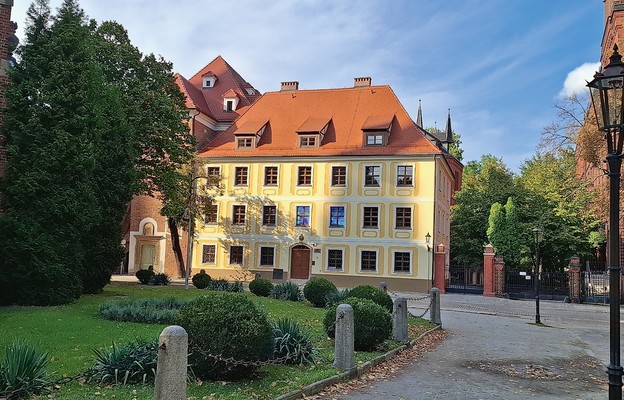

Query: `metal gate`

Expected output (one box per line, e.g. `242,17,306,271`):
447,265,484,294
506,270,569,301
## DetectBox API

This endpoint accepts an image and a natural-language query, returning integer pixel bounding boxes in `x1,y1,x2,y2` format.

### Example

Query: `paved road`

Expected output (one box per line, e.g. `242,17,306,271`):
337,293,611,400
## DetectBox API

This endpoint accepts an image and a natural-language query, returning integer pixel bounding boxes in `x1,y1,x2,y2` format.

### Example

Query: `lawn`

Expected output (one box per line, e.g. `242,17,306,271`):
0,282,435,399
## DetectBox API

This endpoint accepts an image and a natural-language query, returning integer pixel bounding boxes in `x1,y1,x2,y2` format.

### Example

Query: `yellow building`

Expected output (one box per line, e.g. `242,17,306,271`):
191,78,461,292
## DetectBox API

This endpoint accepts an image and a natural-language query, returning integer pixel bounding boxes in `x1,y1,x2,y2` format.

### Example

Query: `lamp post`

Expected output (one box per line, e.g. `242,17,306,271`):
425,232,432,292
532,227,542,325
587,44,624,399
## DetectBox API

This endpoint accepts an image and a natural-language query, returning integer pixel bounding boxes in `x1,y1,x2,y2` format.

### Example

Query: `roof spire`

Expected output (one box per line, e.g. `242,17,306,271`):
416,99,423,127
445,108,453,144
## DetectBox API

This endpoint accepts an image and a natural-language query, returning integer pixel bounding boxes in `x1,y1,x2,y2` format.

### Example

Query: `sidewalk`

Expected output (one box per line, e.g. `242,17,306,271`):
336,293,609,400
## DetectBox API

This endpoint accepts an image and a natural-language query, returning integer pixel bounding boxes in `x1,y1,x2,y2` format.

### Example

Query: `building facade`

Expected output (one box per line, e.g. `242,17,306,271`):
122,56,260,276
191,78,461,291
0,0,16,208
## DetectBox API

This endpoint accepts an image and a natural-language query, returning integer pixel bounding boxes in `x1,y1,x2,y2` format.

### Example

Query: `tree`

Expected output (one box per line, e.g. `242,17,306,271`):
486,197,523,268
450,155,517,266
540,92,588,153
0,0,193,304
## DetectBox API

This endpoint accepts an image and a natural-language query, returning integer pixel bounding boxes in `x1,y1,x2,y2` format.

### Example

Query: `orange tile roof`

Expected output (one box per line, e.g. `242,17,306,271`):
362,115,394,131
176,56,261,122
222,88,239,99
234,120,268,135
198,85,442,158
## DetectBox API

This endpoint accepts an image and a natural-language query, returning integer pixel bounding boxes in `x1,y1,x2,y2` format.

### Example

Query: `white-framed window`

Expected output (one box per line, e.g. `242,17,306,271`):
234,166,249,186
262,204,277,226
327,249,344,271
259,246,276,267
360,249,378,272
295,205,311,227
264,165,279,186
396,165,414,187
393,251,412,273
297,165,313,186
362,206,379,229
206,166,221,185
203,203,219,225
331,165,347,187
232,204,246,225
201,244,216,265
329,205,346,228
394,206,412,230
229,245,244,265
364,165,381,187
299,135,318,148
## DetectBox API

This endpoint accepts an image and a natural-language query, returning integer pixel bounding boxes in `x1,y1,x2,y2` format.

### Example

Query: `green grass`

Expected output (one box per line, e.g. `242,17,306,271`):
0,282,435,399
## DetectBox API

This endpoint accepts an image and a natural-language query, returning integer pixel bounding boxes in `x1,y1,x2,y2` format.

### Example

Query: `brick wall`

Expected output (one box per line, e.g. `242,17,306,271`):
0,1,14,181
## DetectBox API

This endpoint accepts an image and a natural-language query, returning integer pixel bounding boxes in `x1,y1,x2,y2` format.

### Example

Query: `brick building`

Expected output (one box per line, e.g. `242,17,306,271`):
122,56,260,276
0,0,16,200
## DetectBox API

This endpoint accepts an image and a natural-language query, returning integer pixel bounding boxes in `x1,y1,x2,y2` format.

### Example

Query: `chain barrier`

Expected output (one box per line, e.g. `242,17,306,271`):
387,290,432,318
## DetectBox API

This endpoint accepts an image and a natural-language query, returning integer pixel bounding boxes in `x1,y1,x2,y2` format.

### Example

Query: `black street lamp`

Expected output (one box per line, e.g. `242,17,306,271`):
587,44,624,400
532,227,542,325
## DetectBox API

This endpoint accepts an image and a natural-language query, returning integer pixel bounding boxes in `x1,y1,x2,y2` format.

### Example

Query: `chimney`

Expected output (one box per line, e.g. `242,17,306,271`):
280,81,299,92
354,77,372,88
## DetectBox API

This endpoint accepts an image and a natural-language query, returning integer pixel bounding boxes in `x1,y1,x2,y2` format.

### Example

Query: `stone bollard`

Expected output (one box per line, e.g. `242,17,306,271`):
392,297,408,342
333,304,355,372
430,288,442,325
379,282,388,293
154,325,188,400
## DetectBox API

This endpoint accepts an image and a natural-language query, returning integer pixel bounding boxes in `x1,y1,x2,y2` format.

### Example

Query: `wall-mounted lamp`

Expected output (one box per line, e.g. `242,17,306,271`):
311,243,318,247
425,232,431,252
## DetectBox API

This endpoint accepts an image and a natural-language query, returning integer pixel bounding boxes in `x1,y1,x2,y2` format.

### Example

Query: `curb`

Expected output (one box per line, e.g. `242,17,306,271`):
274,324,442,400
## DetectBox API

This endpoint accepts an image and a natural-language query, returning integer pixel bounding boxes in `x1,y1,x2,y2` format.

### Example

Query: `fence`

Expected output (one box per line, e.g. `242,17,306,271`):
505,270,569,301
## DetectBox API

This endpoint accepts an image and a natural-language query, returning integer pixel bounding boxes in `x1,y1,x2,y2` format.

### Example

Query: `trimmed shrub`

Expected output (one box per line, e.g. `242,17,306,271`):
323,297,392,351
273,318,315,365
135,269,155,285
85,340,158,385
191,270,212,289
303,278,337,307
270,282,303,301
325,288,352,307
249,278,273,297
98,298,186,324
348,285,393,313
148,273,170,286
176,293,274,379
205,278,244,292
0,341,52,398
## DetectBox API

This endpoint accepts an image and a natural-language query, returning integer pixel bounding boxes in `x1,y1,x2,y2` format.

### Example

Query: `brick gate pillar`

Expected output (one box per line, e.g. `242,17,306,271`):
567,256,582,303
493,256,505,296
433,243,446,294
483,244,496,297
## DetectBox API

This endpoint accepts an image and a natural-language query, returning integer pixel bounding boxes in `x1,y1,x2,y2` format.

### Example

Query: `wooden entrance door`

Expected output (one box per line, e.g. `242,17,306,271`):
290,245,311,279
140,245,155,269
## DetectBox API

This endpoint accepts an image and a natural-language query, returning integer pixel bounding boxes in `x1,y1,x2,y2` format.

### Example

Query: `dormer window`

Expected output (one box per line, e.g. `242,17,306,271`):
233,120,268,150
202,71,217,89
362,115,394,147
223,89,240,112
296,117,330,149
299,136,317,148
236,136,255,149
366,134,384,146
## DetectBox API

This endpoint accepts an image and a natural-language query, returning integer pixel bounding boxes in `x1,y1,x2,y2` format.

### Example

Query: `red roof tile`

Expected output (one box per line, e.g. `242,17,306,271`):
198,85,442,158
176,56,261,122
296,117,331,133
362,115,394,131
234,120,268,135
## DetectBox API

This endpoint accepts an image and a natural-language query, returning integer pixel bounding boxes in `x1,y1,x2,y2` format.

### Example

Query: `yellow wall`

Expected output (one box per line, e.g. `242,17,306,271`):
191,156,452,287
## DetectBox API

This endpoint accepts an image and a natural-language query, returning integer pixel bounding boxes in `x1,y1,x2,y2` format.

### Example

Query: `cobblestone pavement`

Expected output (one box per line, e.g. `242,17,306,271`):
336,292,612,400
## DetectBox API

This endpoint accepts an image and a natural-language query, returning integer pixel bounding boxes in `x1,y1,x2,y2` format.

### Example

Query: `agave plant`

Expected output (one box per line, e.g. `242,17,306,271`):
85,340,158,385
273,318,316,365
270,282,303,301
0,341,52,398
324,288,352,307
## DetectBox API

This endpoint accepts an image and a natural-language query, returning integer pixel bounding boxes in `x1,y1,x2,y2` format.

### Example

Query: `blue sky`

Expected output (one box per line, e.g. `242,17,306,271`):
11,1,604,171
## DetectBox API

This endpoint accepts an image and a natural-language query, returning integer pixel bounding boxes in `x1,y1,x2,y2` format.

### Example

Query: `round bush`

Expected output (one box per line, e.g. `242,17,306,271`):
249,278,273,297
148,273,170,286
303,278,337,307
176,292,274,379
323,297,392,351
191,270,212,289
135,269,155,285
348,285,393,313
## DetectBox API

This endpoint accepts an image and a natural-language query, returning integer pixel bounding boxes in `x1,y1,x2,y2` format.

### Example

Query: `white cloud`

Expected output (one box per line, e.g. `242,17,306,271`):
558,62,600,98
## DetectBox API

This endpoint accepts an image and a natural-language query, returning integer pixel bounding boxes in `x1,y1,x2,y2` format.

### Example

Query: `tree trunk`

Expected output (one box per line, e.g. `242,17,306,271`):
168,217,186,277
